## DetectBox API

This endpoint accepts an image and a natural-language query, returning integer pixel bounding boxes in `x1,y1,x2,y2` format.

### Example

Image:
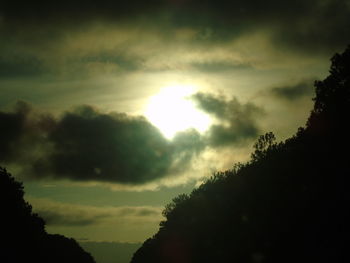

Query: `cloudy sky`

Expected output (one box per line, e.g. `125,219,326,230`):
1,0,349,253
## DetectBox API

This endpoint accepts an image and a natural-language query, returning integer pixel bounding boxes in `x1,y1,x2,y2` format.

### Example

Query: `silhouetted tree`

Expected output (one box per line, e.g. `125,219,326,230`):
307,45,350,136
131,46,350,263
251,132,278,162
0,167,96,263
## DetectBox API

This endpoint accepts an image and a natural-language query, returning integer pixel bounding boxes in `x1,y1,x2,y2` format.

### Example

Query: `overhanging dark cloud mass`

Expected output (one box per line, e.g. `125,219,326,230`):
0,0,348,91
1,0,349,54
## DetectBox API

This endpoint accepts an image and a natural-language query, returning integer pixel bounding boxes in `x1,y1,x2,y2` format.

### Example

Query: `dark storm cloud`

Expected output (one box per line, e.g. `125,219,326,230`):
0,102,204,184
273,0,350,53
1,0,164,24
1,0,349,53
168,0,350,52
270,80,314,101
192,93,264,146
40,106,173,184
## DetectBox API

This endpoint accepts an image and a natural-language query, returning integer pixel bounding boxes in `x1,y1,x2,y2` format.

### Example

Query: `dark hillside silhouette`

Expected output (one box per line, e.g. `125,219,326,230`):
0,167,96,263
131,46,350,263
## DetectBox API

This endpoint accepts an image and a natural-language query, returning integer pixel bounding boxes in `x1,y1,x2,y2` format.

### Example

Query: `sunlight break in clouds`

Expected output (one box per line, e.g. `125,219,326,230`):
144,84,212,139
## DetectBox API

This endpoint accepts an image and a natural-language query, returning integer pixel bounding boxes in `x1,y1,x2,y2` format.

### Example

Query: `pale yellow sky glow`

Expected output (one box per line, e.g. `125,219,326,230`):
144,84,212,139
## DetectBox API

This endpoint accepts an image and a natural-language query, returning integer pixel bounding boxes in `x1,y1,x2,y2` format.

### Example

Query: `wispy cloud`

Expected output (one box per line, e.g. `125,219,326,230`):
193,92,264,146
270,79,315,101
28,197,163,227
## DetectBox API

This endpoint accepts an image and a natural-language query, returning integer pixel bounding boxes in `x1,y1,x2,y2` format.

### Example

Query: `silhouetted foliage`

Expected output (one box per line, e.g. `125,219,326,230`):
307,45,350,136
251,132,279,162
131,46,350,263
0,167,96,263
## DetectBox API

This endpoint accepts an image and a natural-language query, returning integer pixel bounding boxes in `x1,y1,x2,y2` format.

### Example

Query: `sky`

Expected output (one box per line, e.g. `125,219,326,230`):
1,0,349,261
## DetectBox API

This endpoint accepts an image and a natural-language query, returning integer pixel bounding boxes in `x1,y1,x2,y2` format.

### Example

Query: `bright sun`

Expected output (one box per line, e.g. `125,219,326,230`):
145,85,211,139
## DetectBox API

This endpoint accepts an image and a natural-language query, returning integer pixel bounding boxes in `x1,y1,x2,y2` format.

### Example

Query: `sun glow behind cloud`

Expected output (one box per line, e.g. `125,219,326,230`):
145,85,212,139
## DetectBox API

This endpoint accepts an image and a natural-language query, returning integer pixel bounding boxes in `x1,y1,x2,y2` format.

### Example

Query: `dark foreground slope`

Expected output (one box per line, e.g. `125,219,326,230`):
131,46,350,263
0,168,96,263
